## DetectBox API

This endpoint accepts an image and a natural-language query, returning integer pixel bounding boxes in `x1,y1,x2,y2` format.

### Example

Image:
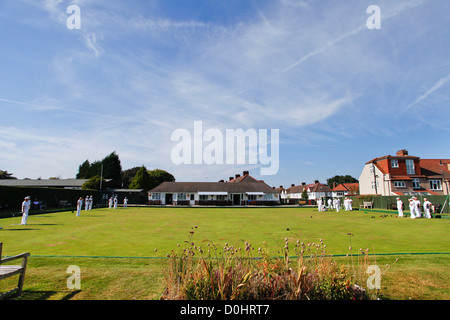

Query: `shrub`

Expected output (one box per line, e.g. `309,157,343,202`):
160,229,380,300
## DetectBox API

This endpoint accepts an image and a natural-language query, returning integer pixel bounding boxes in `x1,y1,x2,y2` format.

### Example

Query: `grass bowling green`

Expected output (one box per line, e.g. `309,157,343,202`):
0,206,448,300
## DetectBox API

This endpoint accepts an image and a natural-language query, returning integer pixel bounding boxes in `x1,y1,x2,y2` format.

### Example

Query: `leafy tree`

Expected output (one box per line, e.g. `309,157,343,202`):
76,152,122,185
129,166,153,191
301,188,308,200
0,170,17,179
87,161,102,178
102,152,122,185
148,168,175,190
121,166,142,189
76,160,91,179
82,175,107,190
326,175,358,189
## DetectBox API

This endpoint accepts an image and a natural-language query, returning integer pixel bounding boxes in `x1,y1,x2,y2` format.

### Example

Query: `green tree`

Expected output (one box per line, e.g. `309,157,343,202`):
102,151,122,185
82,175,107,190
0,170,17,179
76,160,91,179
121,166,141,189
87,161,102,178
75,152,122,186
148,168,175,190
326,175,358,189
301,188,308,200
129,166,153,191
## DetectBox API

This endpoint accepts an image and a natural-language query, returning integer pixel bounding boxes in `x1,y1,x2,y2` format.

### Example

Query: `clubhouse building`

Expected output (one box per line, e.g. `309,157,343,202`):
148,171,280,206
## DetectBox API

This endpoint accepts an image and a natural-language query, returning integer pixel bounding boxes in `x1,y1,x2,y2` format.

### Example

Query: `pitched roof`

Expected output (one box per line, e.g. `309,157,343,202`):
365,152,420,165
286,182,331,194
419,159,450,180
0,179,90,188
228,172,262,183
149,181,278,193
307,183,332,192
332,183,359,191
286,185,305,193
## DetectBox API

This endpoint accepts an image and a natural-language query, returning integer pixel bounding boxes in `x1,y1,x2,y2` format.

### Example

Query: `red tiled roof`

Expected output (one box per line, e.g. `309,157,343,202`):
390,176,413,181
332,183,359,191
228,173,261,183
365,154,420,165
419,159,450,180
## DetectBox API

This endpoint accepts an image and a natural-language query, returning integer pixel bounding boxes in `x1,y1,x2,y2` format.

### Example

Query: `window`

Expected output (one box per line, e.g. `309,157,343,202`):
406,160,415,175
394,181,406,188
412,178,420,189
263,194,272,200
216,195,227,201
391,159,398,168
430,180,442,190
199,195,208,201
177,193,186,200
152,193,161,200
248,195,257,201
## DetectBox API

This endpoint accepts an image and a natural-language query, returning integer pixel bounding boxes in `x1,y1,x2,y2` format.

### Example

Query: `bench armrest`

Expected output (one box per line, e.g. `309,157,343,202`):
1,252,30,265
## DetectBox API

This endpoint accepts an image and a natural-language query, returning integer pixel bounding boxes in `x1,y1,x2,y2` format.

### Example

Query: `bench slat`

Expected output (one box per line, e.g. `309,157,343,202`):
0,266,23,280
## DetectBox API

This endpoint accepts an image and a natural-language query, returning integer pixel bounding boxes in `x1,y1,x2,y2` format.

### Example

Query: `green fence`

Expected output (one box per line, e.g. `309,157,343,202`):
350,195,449,214
0,185,98,217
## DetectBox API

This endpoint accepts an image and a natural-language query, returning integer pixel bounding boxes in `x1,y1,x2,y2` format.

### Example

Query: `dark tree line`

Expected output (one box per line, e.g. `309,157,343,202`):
0,170,17,179
326,175,358,189
76,152,175,191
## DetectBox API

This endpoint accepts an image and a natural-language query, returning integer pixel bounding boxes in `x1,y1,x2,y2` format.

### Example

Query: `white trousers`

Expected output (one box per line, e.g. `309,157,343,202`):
21,211,29,225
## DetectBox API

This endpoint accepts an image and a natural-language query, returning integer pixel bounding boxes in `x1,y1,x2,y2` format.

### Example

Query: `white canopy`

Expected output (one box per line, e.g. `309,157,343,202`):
198,191,228,195
246,192,265,195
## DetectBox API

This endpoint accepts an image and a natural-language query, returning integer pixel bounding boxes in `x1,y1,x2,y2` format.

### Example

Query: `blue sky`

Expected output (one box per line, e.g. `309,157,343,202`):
0,0,449,188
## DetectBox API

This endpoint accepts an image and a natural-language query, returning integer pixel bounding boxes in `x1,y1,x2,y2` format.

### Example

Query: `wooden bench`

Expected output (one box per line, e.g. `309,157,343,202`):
0,242,30,299
59,200,71,207
360,201,373,209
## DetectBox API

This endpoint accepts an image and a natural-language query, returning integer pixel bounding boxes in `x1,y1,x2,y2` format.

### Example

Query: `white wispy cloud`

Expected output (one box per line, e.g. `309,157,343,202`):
1,0,448,184
404,74,450,111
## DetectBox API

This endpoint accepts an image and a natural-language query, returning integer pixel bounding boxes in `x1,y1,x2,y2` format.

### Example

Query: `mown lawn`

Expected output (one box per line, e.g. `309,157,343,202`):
0,206,448,300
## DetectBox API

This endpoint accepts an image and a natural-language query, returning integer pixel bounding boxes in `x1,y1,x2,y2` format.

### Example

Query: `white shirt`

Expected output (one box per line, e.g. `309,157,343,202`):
22,200,30,212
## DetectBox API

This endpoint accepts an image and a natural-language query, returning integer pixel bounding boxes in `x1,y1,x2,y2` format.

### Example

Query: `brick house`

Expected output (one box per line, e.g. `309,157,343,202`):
331,183,359,197
280,181,332,204
359,149,450,196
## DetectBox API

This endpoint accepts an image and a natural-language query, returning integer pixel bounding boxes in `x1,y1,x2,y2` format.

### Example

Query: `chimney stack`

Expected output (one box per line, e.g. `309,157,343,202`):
243,171,249,176
301,182,306,186
235,174,240,179
314,180,319,184
396,149,408,156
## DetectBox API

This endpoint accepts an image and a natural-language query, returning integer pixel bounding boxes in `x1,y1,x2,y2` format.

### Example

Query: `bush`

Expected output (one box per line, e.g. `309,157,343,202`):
161,229,379,300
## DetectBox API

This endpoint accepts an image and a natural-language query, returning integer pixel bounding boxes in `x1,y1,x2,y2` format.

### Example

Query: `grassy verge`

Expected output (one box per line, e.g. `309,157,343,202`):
1,254,448,300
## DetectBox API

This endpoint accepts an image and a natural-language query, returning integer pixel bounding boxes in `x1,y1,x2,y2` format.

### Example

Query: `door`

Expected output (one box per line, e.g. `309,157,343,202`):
190,193,195,206
233,194,241,206
165,193,173,205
